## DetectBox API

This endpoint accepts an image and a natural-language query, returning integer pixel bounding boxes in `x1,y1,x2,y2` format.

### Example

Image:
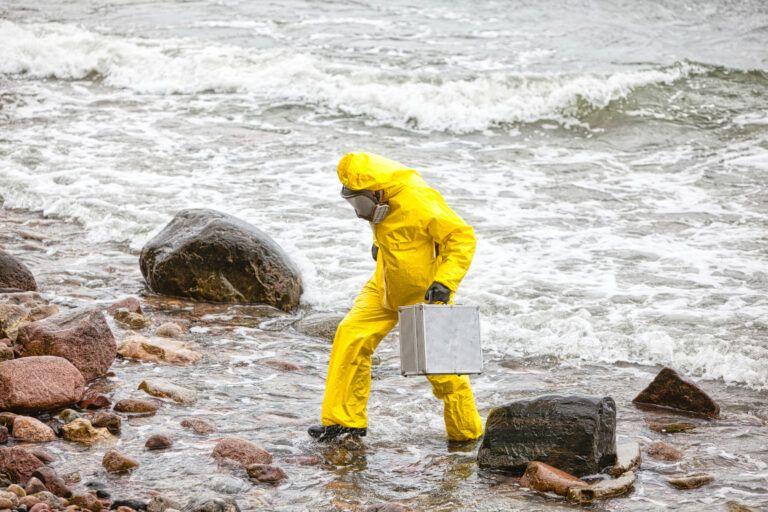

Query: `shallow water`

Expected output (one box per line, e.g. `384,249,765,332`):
1,0,768,509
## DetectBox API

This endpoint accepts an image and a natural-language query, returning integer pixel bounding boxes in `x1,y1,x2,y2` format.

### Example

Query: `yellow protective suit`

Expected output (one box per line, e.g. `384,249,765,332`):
321,152,483,441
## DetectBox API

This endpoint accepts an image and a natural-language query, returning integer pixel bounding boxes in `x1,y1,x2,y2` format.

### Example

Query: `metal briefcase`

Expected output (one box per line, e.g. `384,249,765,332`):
398,304,483,376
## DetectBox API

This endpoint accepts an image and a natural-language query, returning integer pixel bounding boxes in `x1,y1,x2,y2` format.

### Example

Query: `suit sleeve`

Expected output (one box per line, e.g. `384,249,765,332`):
424,191,476,293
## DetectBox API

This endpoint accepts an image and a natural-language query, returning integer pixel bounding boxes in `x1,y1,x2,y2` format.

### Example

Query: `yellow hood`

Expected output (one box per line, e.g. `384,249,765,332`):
337,152,422,194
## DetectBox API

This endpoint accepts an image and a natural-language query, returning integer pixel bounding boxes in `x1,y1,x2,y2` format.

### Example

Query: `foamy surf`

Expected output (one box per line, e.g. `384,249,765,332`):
0,20,704,132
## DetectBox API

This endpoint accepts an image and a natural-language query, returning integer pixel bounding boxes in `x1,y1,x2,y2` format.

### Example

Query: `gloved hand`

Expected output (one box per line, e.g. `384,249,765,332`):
371,244,378,261
425,281,451,304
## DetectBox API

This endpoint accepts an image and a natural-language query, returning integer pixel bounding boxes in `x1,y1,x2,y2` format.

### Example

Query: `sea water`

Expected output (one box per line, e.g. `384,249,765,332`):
1,1,767,510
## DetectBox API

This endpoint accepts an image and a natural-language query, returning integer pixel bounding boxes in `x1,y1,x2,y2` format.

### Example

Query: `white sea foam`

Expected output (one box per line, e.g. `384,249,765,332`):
0,20,700,132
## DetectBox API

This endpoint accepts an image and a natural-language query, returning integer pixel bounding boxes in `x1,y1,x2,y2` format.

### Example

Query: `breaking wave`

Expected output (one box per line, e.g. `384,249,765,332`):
0,19,718,132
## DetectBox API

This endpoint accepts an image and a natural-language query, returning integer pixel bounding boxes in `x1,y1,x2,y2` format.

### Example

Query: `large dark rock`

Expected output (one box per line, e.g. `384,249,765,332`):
15,308,116,382
477,395,617,477
139,209,302,312
632,367,719,418
0,356,85,411
0,251,36,292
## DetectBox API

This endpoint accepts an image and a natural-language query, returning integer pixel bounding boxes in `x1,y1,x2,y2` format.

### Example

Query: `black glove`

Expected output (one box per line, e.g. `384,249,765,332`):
371,244,378,261
425,281,451,304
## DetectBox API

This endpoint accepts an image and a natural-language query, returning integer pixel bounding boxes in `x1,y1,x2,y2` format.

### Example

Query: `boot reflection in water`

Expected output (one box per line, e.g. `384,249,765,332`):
308,152,483,443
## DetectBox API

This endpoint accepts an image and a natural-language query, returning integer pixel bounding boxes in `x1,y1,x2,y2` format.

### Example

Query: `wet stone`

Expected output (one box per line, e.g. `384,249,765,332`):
212,437,272,466
113,309,151,330
180,418,216,435
31,467,72,498
647,421,696,434
102,450,139,473
0,426,8,444
283,455,322,466
13,416,56,443
61,418,114,444
0,356,85,411
77,391,112,410
647,441,683,462
118,336,201,365
30,490,62,510
567,470,637,504
25,477,47,494
107,297,142,316
633,367,719,418
611,441,641,477
0,446,44,485
56,409,81,424
182,494,240,512
519,461,588,497
209,475,250,495
114,399,158,415
246,464,287,484
26,446,56,464
154,322,183,338
261,359,301,372
666,472,715,489
69,492,103,511
111,499,147,510
364,504,415,512
147,495,181,512
477,395,617,476
91,412,122,434
144,434,172,451
138,379,197,404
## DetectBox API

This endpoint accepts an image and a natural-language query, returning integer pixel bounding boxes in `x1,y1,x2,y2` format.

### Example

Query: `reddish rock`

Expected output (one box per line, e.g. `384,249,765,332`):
20,495,41,508
633,367,719,418
113,399,158,414
0,425,8,444
26,446,56,464
29,502,51,512
15,308,116,382
283,455,322,466
25,477,47,494
261,359,301,372
117,336,201,365
145,434,172,451
180,417,216,434
212,437,272,466
0,497,16,509
0,446,44,485
12,416,56,443
102,450,139,473
31,466,71,498
115,507,136,512
0,250,37,291
77,391,112,410
106,297,142,316
0,356,85,411
68,492,103,511
246,464,287,484
519,461,589,496
647,441,683,462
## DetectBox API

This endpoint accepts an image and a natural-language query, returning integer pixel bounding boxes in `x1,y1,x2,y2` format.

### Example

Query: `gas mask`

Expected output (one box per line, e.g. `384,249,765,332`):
341,186,390,224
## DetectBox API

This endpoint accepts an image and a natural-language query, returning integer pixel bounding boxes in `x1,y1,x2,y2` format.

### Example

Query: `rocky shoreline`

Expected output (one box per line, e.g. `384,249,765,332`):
0,206,766,512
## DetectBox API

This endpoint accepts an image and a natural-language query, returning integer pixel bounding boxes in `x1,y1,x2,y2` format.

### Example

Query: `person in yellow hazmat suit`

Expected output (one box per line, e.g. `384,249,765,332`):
308,152,484,442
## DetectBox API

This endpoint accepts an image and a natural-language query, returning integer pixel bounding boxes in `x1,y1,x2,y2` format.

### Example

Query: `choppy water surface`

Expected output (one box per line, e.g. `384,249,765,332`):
1,1,768,510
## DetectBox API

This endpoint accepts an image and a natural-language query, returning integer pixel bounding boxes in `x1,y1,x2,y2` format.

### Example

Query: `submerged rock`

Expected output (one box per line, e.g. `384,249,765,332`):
180,418,216,434
15,308,116,382
145,434,173,451
182,494,240,512
477,395,617,476
666,472,714,490
0,356,85,411
114,399,158,414
0,250,37,291
147,495,182,512
0,446,44,485
647,421,697,434
261,359,301,372
12,416,56,443
519,461,588,497
246,464,287,484
102,450,139,473
138,379,197,404
118,336,201,365
139,209,302,312
611,442,641,477
633,367,719,418
107,297,142,316
293,313,343,341
61,418,113,444
155,322,184,338
567,470,636,504
364,504,414,512
212,437,272,466
209,475,250,495
113,309,151,330
91,412,121,434
647,441,683,462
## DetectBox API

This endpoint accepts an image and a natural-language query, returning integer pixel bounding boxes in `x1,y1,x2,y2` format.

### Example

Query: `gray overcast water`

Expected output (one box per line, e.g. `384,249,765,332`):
1,1,767,510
